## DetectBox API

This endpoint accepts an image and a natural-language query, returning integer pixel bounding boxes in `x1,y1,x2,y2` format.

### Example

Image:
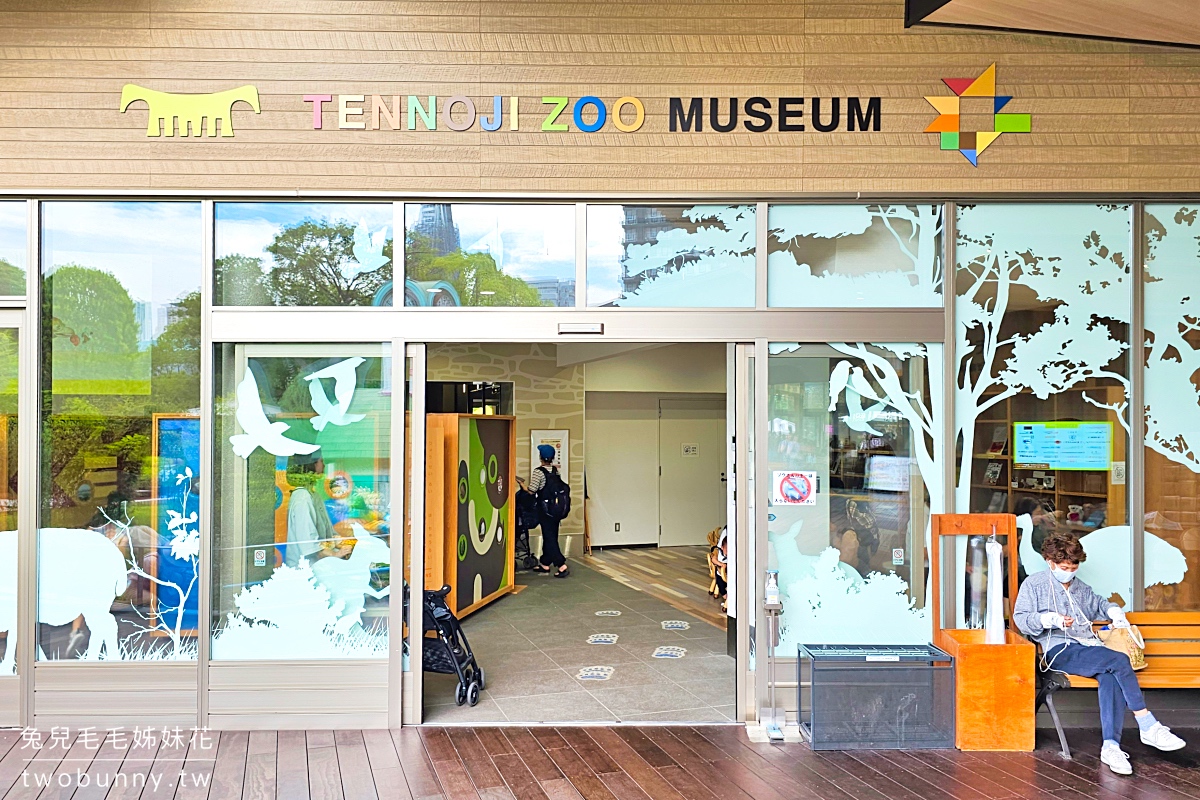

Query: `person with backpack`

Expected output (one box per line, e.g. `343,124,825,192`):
517,444,571,577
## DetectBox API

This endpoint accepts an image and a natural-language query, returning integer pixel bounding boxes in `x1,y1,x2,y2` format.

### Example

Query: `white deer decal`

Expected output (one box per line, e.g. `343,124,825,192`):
310,524,391,636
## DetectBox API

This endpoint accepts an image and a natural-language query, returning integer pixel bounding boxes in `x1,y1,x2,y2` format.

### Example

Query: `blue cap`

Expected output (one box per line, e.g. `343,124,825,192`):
537,444,556,461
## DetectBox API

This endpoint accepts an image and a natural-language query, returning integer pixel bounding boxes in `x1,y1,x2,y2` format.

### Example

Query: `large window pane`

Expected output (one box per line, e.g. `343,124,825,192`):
954,204,1137,606
587,205,755,307
0,203,26,297
213,345,392,660
767,205,943,308
404,204,575,307
1143,204,1200,610
0,328,16,675
40,201,202,661
767,342,941,647
215,203,394,306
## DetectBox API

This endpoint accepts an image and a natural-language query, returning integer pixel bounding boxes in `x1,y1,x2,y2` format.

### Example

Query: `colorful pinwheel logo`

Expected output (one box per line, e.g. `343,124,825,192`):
925,63,1031,166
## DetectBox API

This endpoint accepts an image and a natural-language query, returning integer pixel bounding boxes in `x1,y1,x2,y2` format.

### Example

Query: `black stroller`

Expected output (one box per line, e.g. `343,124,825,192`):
514,484,541,571
404,584,486,706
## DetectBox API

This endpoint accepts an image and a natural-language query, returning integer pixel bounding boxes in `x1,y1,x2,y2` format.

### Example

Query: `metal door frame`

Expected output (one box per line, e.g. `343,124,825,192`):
402,341,425,725
0,308,30,727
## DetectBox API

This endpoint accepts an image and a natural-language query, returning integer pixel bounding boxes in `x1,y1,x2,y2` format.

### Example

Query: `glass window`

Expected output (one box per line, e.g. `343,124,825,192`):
0,202,26,297
767,342,941,647
215,203,394,306
767,205,943,308
39,201,202,661
0,328,16,675
403,203,575,307
1142,204,1200,610
954,204,1136,606
213,345,392,660
586,205,756,307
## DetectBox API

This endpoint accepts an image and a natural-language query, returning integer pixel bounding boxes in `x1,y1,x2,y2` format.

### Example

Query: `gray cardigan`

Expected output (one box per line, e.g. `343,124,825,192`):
1013,570,1119,651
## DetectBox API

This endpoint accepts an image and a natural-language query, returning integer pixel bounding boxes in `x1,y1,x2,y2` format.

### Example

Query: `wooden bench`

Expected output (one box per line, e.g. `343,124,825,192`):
1036,611,1200,758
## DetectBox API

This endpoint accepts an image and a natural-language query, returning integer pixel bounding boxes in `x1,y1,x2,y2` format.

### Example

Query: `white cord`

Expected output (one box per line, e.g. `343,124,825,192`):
1040,579,1101,674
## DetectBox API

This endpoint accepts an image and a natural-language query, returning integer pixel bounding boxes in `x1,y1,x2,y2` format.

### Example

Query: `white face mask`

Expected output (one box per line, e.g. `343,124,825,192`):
1048,564,1076,584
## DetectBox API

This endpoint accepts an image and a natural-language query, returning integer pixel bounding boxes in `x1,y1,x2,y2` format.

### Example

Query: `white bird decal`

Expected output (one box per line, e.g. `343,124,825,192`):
229,370,320,459
305,357,366,432
351,221,389,275
849,366,882,401
1017,515,1187,607
828,361,851,412
840,389,887,436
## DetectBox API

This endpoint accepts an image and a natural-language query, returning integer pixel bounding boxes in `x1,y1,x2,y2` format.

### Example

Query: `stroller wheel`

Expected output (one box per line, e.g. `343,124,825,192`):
467,680,481,707
475,667,486,690
454,682,467,706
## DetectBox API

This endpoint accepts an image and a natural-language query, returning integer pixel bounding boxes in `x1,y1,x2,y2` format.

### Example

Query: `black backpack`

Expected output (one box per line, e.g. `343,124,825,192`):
536,466,572,521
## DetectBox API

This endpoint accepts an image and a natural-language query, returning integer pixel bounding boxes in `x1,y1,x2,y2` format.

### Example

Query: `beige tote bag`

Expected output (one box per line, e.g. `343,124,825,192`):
1098,625,1148,671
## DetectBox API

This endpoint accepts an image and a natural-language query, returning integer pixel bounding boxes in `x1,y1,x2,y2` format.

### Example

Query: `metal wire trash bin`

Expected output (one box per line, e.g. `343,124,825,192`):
800,644,955,750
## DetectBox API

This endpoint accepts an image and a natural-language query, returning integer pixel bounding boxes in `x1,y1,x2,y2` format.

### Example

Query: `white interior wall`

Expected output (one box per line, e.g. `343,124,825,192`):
582,342,728,549
585,393,660,547
582,343,726,393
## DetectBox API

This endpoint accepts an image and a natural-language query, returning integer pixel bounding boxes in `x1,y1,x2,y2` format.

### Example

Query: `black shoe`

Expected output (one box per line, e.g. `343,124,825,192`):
554,567,570,578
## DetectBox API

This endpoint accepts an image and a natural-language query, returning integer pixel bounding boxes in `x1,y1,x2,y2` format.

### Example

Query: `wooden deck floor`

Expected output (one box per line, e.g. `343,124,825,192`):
3,724,1199,799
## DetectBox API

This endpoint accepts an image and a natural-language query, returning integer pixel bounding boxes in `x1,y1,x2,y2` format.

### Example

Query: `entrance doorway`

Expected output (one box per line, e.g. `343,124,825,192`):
406,342,738,724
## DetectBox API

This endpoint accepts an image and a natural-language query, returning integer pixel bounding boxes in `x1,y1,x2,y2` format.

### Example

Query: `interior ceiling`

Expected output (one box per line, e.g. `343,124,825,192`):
909,0,1200,48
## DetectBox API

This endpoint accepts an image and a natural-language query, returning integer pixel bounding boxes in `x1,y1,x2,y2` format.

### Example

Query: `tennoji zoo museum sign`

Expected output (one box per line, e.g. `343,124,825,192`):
116,63,1031,167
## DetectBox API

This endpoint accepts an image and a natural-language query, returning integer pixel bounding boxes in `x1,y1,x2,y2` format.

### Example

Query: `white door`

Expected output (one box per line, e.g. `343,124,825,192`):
659,398,726,547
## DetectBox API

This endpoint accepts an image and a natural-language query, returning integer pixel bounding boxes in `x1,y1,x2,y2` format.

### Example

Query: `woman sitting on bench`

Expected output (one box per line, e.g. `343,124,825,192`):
1014,531,1186,776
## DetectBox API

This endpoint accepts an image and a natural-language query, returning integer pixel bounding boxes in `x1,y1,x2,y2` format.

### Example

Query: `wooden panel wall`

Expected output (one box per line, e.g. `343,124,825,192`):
0,0,1196,194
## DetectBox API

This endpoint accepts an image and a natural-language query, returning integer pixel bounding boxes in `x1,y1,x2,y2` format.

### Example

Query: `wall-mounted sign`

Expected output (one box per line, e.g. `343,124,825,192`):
120,84,261,137
924,63,1030,166
300,94,882,135
117,85,885,138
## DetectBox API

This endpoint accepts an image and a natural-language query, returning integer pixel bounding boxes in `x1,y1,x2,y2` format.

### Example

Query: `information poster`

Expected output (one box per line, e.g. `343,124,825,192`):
530,429,568,483
1013,421,1112,471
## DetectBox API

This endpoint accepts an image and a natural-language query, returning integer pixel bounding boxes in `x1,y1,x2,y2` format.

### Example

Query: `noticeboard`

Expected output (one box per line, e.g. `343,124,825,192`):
1013,421,1112,471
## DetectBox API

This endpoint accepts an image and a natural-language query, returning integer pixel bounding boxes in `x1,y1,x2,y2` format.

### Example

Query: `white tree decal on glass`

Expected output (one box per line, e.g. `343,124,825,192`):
1144,206,1200,470
956,204,1189,605
96,468,202,661
954,204,1132,511
615,206,755,307
770,343,941,647
767,205,943,308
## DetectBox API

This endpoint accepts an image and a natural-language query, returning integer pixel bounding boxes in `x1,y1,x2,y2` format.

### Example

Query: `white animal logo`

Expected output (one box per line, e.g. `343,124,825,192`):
595,610,622,617
587,633,618,644
661,620,691,630
0,528,129,672
310,524,391,636
1017,515,1187,606
229,369,319,459
351,222,389,275
305,357,366,432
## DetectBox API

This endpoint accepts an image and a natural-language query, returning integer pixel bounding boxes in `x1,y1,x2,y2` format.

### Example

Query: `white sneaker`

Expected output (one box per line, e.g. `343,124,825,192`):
1101,743,1133,775
1141,722,1186,752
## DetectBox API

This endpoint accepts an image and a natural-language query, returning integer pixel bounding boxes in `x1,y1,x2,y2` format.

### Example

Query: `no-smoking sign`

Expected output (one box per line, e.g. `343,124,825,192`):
772,471,817,505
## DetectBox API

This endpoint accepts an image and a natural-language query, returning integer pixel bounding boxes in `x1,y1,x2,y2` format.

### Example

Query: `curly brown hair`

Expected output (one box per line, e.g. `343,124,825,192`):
1041,531,1087,564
